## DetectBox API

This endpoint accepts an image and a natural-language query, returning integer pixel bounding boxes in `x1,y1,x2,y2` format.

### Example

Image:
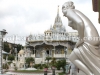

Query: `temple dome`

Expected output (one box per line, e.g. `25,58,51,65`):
19,49,24,55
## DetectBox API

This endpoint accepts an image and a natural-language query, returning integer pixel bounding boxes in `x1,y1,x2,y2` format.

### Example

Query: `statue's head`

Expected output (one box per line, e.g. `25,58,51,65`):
62,1,75,9
62,1,75,16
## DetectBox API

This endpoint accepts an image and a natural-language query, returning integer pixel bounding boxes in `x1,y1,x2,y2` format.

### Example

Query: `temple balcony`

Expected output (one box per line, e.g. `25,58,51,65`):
31,54,35,57
27,36,78,43
54,54,70,58
24,54,35,58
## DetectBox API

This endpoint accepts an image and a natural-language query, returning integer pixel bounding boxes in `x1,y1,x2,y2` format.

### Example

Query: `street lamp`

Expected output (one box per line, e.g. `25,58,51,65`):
64,48,70,75
15,48,18,67
0,29,7,74
64,48,67,60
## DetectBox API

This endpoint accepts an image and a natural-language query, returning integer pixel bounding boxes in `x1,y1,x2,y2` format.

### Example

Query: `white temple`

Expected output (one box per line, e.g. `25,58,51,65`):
13,6,78,69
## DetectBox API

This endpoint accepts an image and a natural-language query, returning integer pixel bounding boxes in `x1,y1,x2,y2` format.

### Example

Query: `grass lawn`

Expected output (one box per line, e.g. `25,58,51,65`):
14,70,44,73
59,72,66,75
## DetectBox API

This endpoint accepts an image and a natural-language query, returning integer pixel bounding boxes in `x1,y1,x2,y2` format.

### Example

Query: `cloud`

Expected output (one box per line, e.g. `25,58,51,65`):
0,0,100,46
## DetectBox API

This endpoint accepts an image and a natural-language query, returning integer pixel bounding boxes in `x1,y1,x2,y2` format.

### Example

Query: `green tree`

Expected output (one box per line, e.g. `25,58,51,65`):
25,57,34,67
60,59,66,73
4,42,10,53
16,44,24,53
45,57,52,66
50,58,56,67
3,54,7,60
7,54,15,62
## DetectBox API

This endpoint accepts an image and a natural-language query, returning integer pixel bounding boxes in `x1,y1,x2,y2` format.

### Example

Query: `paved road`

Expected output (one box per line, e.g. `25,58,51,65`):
67,70,86,75
6,70,86,75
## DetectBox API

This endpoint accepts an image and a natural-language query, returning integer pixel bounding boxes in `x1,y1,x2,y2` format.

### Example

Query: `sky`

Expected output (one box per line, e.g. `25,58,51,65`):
0,0,100,46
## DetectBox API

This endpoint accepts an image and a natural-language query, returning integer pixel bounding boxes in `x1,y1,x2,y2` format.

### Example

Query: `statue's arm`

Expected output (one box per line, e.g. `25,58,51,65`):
76,10,100,46
75,21,84,47
72,21,84,48
68,10,84,47
68,20,73,26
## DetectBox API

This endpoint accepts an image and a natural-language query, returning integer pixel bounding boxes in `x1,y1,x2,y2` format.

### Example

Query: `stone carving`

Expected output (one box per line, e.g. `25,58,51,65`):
62,1,100,75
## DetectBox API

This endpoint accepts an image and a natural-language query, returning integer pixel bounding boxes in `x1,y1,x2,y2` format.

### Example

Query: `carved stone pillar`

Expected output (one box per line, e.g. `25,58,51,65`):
34,46,35,57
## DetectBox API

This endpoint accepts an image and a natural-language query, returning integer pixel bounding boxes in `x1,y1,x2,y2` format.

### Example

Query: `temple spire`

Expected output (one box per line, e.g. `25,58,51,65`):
57,5,59,15
53,5,63,28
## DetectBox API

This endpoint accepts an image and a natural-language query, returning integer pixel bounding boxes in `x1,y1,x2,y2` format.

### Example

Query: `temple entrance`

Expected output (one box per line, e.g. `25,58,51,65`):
46,50,49,56
46,50,49,54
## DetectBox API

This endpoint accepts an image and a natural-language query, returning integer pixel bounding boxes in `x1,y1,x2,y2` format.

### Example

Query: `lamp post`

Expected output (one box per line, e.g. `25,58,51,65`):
15,48,18,68
64,48,67,60
0,29,7,74
64,48,70,75
52,66,55,75
51,48,55,75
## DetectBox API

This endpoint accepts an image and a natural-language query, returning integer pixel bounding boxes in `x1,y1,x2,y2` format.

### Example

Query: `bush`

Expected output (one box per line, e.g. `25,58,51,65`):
33,64,43,69
55,60,62,70
25,57,34,67
44,64,48,68
40,66,43,69
34,64,39,69
60,59,66,73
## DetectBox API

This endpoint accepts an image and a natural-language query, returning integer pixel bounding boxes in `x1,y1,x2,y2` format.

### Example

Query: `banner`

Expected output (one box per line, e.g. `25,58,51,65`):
92,0,100,23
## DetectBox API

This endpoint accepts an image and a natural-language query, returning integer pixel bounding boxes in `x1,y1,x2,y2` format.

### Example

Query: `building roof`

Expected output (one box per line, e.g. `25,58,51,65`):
2,50,9,54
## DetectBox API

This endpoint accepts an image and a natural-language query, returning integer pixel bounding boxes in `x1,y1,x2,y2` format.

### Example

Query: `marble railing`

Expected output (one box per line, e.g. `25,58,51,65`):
28,36,78,42
24,54,35,57
54,54,69,58
31,54,35,57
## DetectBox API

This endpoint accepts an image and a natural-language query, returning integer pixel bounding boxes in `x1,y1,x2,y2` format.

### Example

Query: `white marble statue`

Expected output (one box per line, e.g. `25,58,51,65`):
62,1,100,75
9,63,15,70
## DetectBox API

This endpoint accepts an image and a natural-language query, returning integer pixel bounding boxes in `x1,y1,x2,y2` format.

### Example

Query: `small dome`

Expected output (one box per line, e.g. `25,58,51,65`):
45,29,52,32
19,49,24,55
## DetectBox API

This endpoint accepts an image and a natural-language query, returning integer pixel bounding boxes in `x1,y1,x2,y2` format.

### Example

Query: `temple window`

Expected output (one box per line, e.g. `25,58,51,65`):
50,33,51,36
